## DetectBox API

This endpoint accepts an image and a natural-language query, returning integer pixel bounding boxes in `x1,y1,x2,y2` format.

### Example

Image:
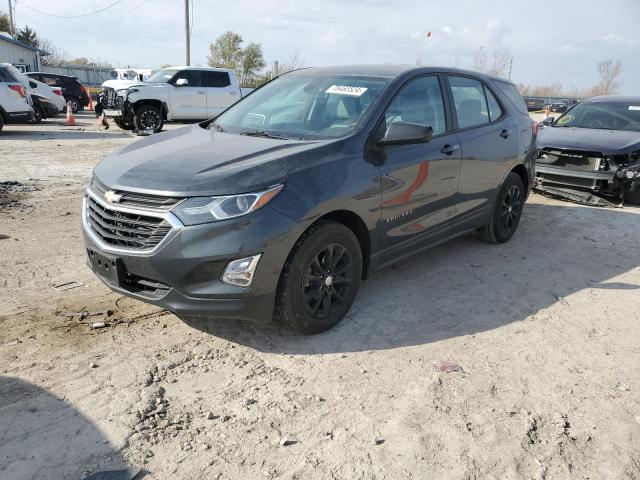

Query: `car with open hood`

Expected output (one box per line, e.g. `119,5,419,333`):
536,96,640,204
82,65,536,333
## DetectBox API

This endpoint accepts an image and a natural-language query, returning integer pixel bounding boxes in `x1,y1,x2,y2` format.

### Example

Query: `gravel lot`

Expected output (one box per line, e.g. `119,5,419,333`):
1,113,640,480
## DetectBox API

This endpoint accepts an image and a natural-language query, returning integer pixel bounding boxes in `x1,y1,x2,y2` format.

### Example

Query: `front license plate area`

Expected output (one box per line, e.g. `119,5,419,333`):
88,249,124,286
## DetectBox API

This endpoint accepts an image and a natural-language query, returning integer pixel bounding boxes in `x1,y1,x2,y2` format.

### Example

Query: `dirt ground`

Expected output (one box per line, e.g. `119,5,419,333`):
1,113,640,480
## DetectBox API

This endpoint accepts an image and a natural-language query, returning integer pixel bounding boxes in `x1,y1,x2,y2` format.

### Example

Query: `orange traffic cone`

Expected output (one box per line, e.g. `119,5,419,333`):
88,90,94,111
66,101,76,126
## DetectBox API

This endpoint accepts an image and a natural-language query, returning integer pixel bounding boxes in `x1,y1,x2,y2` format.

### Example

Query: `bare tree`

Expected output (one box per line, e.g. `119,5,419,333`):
488,47,511,77
0,11,10,33
473,46,487,72
279,51,304,73
590,60,622,96
39,38,68,66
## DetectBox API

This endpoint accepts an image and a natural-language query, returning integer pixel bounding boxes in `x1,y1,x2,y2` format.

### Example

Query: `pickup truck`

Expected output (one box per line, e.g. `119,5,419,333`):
100,66,243,132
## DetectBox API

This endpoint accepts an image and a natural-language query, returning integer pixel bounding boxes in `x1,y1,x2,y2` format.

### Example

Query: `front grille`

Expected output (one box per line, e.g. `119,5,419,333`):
102,87,125,109
87,196,172,250
537,149,603,172
92,178,183,211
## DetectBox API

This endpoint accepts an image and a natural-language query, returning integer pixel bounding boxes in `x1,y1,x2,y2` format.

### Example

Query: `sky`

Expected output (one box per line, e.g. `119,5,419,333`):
10,0,640,94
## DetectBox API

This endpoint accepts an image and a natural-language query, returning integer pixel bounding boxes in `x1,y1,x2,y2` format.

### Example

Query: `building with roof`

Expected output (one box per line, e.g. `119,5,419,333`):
0,32,46,72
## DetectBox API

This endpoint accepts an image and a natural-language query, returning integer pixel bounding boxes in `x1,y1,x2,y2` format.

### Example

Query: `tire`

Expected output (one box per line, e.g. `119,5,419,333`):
276,221,362,334
624,188,640,205
67,97,80,113
32,105,43,124
0,114,4,132
114,118,133,131
133,105,164,133
479,172,525,244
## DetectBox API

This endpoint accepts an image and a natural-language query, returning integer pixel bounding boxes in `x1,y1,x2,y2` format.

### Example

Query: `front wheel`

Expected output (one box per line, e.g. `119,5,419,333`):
114,118,133,131
479,172,525,244
133,105,164,133
624,187,640,205
276,221,362,334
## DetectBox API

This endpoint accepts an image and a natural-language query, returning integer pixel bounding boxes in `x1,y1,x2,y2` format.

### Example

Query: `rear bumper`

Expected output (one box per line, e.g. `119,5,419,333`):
4,110,33,124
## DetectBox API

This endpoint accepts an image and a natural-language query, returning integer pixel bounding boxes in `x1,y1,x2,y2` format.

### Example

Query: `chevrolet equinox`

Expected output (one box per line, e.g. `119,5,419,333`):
82,65,536,334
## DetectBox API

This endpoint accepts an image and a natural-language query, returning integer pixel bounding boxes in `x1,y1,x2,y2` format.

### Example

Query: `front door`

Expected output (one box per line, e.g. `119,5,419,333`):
170,70,207,119
377,75,461,262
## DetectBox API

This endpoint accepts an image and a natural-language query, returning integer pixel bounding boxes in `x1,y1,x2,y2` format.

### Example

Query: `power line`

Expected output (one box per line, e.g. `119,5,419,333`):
18,0,127,19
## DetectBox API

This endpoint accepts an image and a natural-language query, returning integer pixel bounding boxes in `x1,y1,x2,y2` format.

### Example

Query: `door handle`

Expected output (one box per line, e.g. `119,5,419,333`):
441,144,460,155
197,91,206,95
500,129,512,138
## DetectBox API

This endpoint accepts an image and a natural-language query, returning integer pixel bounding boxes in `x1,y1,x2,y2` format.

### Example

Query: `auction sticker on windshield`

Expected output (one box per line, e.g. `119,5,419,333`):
326,85,368,96
629,106,640,111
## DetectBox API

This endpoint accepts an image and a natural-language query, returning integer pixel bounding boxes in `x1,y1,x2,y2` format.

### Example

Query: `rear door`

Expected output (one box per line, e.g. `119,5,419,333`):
377,74,461,262
445,75,518,232
203,70,238,117
169,70,207,119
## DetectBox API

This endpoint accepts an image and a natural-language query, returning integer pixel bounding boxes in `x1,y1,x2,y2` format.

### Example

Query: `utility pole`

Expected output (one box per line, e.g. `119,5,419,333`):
7,0,15,36
184,0,190,66
508,57,513,80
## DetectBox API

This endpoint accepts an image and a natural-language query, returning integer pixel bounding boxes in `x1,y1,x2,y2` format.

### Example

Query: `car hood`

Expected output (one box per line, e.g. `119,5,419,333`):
93,125,338,197
538,126,640,155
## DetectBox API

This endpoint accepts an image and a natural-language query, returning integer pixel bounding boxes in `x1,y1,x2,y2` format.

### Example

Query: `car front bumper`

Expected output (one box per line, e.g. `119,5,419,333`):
81,189,302,322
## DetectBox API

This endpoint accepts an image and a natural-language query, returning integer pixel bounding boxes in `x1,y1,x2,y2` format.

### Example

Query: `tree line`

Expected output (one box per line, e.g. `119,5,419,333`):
469,46,623,98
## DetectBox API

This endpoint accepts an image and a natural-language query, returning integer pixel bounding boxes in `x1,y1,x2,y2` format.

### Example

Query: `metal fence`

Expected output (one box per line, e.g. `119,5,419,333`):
41,65,112,87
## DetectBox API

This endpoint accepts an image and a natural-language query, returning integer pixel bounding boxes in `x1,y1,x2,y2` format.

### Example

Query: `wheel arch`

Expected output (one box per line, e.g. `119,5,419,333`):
306,209,372,280
131,99,168,119
510,163,529,194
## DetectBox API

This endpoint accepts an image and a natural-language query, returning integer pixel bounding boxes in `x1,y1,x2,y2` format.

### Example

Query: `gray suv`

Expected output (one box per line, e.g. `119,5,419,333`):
82,65,536,334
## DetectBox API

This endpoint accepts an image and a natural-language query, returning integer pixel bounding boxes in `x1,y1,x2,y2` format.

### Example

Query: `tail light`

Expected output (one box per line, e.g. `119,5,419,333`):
8,84,26,97
53,88,63,96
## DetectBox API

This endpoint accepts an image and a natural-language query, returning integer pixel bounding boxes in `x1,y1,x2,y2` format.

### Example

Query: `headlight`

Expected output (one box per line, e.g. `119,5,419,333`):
116,89,128,97
172,184,283,225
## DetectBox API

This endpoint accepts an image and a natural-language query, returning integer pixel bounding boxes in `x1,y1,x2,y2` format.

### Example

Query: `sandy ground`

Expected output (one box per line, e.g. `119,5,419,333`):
1,113,640,480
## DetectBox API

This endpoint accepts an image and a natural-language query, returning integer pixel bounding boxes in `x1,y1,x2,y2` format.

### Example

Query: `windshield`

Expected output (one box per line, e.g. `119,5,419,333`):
146,68,178,83
554,101,640,132
212,74,390,140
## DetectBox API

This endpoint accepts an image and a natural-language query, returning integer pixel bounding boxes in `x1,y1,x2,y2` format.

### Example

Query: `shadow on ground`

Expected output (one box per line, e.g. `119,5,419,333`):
181,201,640,354
0,376,140,480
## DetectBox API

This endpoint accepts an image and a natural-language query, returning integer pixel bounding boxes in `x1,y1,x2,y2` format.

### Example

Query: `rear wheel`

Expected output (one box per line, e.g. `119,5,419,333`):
32,105,43,124
133,105,164,133
276,221,362,334
479,172,525,244
66,97,80,113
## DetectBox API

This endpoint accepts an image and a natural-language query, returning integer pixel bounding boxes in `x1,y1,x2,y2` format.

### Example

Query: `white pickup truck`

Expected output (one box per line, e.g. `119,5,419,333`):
100,66,243,132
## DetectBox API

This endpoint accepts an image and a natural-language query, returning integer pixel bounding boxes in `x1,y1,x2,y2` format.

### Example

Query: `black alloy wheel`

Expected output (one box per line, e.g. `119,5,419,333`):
479,172,525,244
133,105,164,133
276,221,362,334
498,184,523,236
301,243,354,319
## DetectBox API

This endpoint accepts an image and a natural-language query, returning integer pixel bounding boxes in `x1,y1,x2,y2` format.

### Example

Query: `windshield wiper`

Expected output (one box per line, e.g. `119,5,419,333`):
239,130,290,140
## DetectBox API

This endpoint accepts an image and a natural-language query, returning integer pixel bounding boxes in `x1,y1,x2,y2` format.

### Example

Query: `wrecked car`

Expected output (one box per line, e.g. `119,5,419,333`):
536,96,640,204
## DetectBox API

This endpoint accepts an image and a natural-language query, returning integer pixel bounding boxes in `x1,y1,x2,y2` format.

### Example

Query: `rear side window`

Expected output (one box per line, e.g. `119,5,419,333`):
384,75,447,135
203,71,231,88
494,80,528,115
42,75,60,87
484,86,503,121
449,76,490,129
0,67,18,82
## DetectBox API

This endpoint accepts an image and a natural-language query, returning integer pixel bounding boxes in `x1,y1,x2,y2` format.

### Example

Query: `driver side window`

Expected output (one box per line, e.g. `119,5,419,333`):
174,70,202,87
384,76,446,136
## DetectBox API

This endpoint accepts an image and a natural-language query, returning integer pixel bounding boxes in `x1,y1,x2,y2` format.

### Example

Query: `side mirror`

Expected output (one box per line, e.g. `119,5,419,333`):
376,122,433,147
175,78,189,86
541,116,555,126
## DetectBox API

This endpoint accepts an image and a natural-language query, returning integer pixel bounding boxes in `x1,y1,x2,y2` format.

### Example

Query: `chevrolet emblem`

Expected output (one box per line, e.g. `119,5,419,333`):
104,190,123,203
